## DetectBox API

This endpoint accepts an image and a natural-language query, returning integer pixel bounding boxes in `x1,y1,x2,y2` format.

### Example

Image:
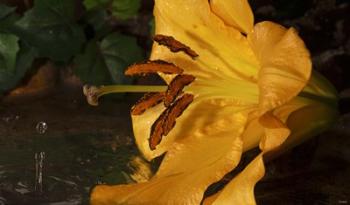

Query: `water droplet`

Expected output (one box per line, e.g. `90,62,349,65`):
36,122,48,134
35,152,45,194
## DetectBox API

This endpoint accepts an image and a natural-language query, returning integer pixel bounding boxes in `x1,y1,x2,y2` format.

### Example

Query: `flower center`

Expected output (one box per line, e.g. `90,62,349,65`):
84,34,200,150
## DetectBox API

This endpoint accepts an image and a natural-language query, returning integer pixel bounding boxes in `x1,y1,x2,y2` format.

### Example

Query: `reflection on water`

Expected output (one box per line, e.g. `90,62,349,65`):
0,133,141,204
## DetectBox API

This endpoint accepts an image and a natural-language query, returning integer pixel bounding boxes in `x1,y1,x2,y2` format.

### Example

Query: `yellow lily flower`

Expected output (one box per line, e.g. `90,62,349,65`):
87,0,338,204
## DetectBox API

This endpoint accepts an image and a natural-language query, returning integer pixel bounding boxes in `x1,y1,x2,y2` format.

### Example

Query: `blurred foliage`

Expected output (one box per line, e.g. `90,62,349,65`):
74,33,142,85
0,33,19,73
10,0,85,61
84,0,110,10
84,0,141,20
0,42,37,93
0,0,146,94
0,4,16,19
110,0,141,20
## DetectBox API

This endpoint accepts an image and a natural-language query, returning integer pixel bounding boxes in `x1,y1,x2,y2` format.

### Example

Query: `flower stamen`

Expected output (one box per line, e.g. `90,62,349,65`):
84,35,199,150
125,60,184,76
149,109,168,150
83,85,167,106
162,93,194,136
165,74,196,107
131,92,165,115
154,34,199,59
149,93,194,150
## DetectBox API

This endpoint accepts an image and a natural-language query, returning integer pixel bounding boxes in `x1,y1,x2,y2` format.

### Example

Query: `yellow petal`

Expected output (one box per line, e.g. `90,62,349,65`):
207,97,337,205
210,0,254,34
202,192,220,205
91,112,248,205
132,103,170,160
132,98,253,160
188,77,259,106
208,119,289,205
155,111,247,177
247,22,286,62
248,21,312,114
259,112,290,151
151,0,259,83
242,96,311,152
241,117,264,151
209,154,265,205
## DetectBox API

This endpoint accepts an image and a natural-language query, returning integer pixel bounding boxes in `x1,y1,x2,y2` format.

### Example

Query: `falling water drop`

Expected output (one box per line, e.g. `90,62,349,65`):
36,122,48,134
34,152,45,194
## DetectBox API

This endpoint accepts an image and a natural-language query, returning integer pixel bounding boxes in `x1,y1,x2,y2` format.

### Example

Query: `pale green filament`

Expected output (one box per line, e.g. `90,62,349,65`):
83,85,167,106
98,85,167,94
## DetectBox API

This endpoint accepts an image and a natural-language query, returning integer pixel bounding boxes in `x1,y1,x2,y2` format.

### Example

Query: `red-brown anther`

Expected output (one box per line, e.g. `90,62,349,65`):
164,74,195,107
153,34,199,59
163,93,194,136
125,60,183,76
131,92,165,115
149,93,194,150
149,111,167,150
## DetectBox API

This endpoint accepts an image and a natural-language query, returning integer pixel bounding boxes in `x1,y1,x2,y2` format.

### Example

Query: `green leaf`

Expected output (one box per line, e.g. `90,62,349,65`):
74,33,143,85
0,4,16,20
85,8,112,38
0,33,19,73
83,0,110,10
111,0,141,20
10,0,85,62
73,41,111,85
84,0,141,20
0,37,37,93
0,9,20,33
100,33,143,84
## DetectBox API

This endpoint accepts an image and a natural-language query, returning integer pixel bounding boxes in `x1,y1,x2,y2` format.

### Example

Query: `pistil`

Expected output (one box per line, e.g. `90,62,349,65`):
83,85,167,106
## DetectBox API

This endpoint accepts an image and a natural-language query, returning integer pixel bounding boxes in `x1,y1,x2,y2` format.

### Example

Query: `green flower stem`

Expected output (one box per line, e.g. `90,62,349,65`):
299,91,338,108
